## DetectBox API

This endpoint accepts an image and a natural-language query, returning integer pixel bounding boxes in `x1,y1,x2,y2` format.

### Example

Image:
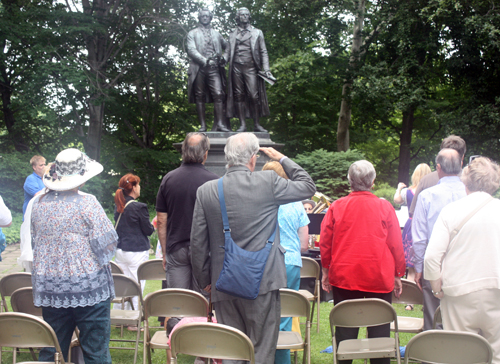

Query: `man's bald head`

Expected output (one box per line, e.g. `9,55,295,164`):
182,132,210,163
436,148,462,178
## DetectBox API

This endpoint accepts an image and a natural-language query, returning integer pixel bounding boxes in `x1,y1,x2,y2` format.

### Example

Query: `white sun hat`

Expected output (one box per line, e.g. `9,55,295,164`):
43,148,103,191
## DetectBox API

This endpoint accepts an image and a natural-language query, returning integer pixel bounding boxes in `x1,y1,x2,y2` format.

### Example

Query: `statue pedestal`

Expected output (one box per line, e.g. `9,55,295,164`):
174,132,284,176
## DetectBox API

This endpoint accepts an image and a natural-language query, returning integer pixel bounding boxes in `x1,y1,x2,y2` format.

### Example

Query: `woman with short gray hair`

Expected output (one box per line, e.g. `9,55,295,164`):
425,157,500,362
320,160,405,364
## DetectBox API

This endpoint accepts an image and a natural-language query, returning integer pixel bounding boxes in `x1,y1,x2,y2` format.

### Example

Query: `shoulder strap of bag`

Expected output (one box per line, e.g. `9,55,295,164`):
114,200,137,230
217,177,277,243
449,195,493,242
442,195,494,266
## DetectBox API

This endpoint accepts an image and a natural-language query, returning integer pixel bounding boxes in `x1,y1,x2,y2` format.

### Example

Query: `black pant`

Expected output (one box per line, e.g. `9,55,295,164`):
332,286,392,364
193,65,225,102
232,62,259,103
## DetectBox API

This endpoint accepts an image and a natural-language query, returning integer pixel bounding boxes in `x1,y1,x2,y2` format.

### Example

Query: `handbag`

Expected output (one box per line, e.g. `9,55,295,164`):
215,177,278,300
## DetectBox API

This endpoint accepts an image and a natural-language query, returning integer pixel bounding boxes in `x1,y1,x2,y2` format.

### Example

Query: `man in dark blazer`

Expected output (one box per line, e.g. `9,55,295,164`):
191,133,316,364
187,8,229,132
225,8,274,133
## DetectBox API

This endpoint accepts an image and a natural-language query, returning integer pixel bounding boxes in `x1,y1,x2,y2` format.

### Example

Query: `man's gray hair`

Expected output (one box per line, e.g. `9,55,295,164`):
182,132,210,164
348,160,376,191
436,148,462,175
225,133,259,168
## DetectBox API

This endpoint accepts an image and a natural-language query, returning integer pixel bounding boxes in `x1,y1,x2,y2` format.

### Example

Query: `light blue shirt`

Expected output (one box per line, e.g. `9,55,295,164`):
411,176,466,273
278,201,310,267
23,172,45,216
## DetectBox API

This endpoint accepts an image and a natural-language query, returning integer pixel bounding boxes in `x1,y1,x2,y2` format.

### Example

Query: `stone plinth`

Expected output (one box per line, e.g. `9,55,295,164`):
174,132,284,177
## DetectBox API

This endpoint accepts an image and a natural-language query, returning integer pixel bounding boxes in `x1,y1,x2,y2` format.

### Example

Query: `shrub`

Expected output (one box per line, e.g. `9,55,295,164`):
0,152,36,213
372,182,398,209
293,149,365,200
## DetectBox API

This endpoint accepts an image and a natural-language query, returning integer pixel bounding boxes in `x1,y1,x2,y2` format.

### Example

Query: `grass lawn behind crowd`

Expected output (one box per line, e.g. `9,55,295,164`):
1,258,423,364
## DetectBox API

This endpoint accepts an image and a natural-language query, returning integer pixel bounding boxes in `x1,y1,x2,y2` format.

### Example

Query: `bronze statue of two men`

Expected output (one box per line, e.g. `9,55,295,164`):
187,8,274,133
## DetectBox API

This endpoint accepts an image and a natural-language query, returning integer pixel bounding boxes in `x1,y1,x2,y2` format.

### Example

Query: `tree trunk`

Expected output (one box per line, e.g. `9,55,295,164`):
397,106,415,185
0,81,28,152
337,0,365,152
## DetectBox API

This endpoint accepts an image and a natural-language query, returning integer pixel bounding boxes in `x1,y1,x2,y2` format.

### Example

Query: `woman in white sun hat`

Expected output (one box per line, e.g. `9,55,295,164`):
30,148,118,364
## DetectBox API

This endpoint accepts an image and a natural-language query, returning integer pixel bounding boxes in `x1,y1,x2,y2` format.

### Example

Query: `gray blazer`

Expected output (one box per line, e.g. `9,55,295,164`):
191,158,316,302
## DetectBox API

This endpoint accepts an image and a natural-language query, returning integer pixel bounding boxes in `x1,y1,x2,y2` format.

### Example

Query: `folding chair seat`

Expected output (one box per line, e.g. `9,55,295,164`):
0,312,66,364
404,330,493,364
277,289,311,364
329,298,401,364
10,287,80,363
143,288,209,364
110,273,144,364
298,257,320,333
390,278,424,333
0,272,32,312
170,322,255,364
109,261,134,338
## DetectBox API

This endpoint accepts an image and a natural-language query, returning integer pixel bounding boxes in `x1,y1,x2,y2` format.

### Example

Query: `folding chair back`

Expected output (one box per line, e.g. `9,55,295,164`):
137,259,165,281
10,287,42,317
0,272,32,312
329,298,400,364
144,288,208,319
298,257,321,333
170,322,255,364
404,330,493,364
0,312,66,364
391,279,424,333
392,279,423,305
330,298,398,329
278,289,311,364
110,274,144,364
110,261,124,274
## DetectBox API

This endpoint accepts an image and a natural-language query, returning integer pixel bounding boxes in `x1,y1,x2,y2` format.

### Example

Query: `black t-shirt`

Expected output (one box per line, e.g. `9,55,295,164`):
156,163,218,253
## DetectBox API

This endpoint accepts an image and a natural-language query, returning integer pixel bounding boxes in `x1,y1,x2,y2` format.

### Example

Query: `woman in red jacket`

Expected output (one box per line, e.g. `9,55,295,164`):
320,160,405,364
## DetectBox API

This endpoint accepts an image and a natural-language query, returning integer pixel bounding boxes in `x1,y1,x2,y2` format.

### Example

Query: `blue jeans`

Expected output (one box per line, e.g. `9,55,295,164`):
39,298,112,364
275,264,301,364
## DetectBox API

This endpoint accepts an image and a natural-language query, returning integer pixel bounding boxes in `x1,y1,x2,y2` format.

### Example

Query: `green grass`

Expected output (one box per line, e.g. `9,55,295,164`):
1,269,423,363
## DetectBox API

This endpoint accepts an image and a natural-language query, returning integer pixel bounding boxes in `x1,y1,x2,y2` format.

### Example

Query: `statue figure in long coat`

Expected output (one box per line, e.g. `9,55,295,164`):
224,7,274,132
187,8,229,132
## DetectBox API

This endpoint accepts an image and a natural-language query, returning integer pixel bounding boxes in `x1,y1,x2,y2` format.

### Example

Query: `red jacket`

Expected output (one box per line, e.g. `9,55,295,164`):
320,191,405,293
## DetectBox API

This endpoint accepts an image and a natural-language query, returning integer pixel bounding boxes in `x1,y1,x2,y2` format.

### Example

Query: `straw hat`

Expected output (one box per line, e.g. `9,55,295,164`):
43,148,103,191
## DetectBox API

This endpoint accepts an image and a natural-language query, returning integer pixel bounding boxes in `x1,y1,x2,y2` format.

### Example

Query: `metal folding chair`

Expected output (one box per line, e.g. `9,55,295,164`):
329,298,401,364
298,257,320,333
390,278,424,333
277,289,311,364
110,273,144,364
143,288,209,364
0,272,32,312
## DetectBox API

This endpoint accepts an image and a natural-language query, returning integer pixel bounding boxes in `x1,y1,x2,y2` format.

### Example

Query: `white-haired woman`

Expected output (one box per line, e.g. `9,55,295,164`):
320,160,405,364
30,148,117,364
425,157,500,362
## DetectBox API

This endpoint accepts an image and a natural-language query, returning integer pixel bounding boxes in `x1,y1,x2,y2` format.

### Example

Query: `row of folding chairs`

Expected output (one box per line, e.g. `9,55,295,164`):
329,298,493,364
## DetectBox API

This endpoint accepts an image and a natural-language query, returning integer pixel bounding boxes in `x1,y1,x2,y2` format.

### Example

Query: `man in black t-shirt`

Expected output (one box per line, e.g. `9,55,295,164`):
156,132,218,332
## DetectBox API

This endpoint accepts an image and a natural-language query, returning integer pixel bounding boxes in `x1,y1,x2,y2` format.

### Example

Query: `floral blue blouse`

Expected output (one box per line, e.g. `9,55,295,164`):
31,190,118,308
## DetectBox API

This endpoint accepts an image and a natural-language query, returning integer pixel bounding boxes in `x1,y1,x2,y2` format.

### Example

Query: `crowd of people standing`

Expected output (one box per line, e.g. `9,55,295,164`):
4,132,500,364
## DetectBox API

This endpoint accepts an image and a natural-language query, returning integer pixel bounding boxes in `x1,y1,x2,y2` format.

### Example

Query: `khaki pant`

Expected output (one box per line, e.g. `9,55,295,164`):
442,288,500,363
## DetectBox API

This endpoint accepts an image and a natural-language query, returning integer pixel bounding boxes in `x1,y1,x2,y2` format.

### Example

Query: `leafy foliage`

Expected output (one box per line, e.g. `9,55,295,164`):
293,149,365,199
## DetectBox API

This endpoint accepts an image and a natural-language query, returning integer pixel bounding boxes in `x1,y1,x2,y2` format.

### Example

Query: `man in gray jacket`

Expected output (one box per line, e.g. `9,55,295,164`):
191,133,316,363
